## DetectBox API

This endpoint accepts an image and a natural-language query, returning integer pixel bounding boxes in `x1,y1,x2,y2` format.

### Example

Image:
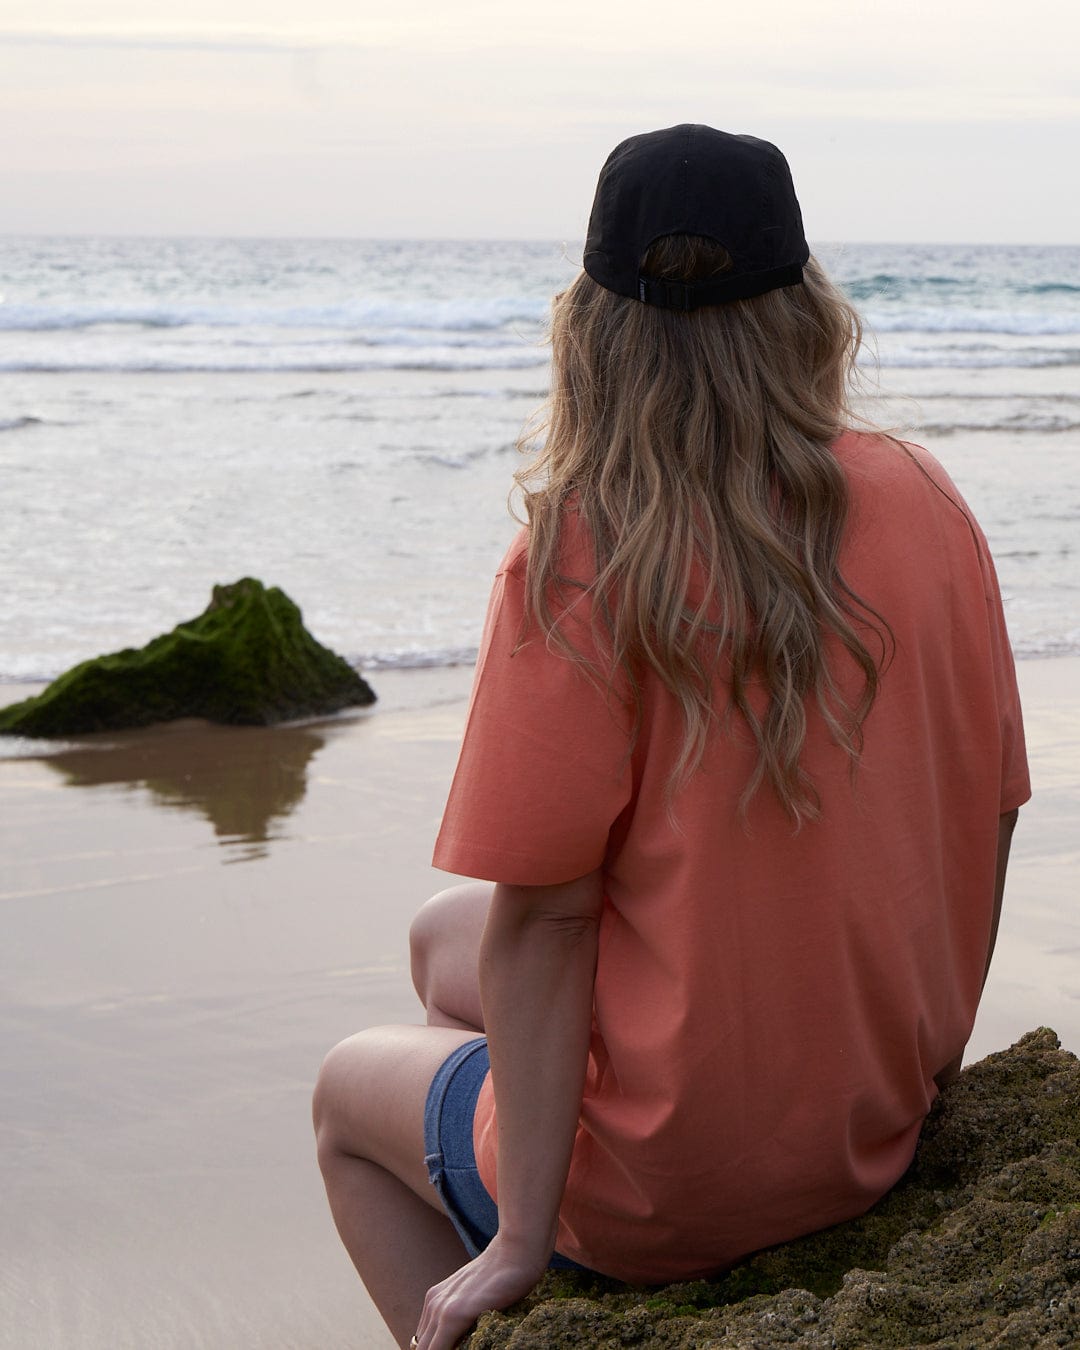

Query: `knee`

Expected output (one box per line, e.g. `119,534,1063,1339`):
312,1033,369,1159
312,1039,345,1153
409,886,464,993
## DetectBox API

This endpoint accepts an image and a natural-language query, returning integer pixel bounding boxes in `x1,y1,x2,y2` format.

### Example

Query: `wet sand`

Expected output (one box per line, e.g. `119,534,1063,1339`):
1,658,1077,1349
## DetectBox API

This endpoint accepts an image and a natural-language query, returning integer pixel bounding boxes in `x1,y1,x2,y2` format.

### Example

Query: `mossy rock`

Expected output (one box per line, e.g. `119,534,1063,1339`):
466,1029,1080,1348
0,578,375,736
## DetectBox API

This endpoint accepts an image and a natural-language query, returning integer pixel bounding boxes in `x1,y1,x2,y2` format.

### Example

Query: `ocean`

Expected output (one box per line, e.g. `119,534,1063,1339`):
0,236,1077,686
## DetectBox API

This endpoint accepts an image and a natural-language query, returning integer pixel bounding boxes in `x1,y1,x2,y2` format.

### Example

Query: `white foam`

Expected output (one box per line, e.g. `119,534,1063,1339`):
0,295,550,334
866,345,1080,370
0,347,550,375
864,308,1080,337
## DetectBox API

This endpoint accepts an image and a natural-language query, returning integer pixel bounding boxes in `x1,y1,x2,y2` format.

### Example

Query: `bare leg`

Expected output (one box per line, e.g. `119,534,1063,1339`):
314,885,493,1342
409,882,493,1030
314,1023,484,1348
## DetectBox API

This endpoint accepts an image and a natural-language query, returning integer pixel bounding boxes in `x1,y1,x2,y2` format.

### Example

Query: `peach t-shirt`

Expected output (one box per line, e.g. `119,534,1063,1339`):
432,431,1030,1283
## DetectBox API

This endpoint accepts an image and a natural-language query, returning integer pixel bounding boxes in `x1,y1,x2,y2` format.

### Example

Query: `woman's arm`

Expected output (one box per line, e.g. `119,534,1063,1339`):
981,808,1019,990
413,868,604,1350
481,870,604,1259
933,808,1019,1092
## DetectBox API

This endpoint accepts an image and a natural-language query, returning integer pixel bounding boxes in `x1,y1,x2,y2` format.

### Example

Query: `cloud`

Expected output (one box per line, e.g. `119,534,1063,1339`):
0,27,317,54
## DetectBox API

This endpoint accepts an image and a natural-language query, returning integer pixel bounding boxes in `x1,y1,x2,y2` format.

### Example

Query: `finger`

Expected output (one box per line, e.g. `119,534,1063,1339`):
422,1301,473,1350
414,1281,443,1347
414,1291,453,1350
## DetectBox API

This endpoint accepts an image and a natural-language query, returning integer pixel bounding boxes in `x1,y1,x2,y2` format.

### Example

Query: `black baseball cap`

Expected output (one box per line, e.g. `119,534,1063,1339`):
583,124,810,311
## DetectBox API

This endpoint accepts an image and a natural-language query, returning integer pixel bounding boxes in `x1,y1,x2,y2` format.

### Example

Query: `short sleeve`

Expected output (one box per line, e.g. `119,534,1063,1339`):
433,538,633,885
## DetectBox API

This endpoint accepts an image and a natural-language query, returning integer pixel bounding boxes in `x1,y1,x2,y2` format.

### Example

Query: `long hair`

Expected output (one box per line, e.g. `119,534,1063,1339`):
515,234,891,825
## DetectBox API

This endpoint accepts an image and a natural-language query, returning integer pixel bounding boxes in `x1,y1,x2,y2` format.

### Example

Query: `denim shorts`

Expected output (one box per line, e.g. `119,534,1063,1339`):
423,1037,592,1272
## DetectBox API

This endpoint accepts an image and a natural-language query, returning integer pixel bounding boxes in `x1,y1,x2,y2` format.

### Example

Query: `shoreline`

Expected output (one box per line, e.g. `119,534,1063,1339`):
1,655,1076,1348
0,645,1075,735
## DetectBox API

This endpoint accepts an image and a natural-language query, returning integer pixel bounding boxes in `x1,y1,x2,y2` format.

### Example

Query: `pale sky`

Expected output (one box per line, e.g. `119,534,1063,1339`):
3,0,1079,242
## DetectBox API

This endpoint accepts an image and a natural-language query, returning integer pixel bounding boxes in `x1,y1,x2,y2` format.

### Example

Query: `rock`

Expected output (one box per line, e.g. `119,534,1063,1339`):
465,1029,1080,1348
0,578,375,736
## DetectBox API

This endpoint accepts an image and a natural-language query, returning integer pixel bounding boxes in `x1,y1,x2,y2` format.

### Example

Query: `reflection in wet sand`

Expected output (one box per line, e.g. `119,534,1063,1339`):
33,719,328,859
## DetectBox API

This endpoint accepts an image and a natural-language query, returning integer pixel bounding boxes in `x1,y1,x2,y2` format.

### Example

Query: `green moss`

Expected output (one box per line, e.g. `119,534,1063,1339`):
465,1029,1080,1348
1039,1202,1080,1229
0,578,375,736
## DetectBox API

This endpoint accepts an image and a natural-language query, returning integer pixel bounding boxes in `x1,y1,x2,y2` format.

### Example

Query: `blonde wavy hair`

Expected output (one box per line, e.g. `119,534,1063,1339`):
515,235,891,825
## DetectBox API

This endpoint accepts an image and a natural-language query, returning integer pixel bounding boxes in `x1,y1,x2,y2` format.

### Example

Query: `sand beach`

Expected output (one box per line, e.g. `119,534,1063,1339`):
0,667,470,1350
0,655,1077,1349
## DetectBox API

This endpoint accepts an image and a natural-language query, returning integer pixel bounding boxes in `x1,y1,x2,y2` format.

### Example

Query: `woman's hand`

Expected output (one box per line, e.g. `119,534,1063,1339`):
411,871,603,1348
412,1235,548,1350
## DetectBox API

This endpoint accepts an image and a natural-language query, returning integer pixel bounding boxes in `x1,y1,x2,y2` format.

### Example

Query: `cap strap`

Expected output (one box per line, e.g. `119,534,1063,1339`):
637,262,805,310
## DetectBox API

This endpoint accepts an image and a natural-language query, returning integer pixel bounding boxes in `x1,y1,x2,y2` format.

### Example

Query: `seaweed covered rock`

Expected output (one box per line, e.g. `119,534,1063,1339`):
0,578,375,736
466,1029,1080,1348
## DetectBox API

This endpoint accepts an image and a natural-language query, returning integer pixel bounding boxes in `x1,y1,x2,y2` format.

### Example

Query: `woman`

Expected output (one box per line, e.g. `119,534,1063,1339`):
313,125,1030,1350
